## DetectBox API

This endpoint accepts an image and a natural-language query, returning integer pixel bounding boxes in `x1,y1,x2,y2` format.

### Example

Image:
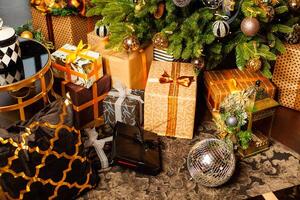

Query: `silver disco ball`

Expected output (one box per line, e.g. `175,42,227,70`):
187,138,236,187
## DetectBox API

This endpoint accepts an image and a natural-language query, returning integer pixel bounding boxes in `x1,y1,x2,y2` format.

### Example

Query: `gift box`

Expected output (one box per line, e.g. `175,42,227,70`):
144,61,197,139
153,48,175,62
272,44,300,111
51,42,103,88
89,33,153,90
103,82,144,127
64,74,111,129
204,69,276,111
31,7,97,49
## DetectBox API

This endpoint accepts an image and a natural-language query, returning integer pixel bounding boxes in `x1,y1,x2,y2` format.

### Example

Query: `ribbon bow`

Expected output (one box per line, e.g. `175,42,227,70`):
66,40,90,64
85,128,113,169
108,81,144,124
159,71,194,87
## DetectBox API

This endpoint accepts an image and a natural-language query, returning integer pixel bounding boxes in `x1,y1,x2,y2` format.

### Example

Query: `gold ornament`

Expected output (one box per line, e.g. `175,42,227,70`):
154,2,165,19
191,57,205,70
20,31,34,39
222,0,236,12
69,0,80,8
288,0,300,11
123,36,140,52
152,32,169,49
246,58,262,72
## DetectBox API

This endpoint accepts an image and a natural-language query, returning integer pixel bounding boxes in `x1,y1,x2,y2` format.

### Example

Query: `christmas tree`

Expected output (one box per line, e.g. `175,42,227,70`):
86,0,299,77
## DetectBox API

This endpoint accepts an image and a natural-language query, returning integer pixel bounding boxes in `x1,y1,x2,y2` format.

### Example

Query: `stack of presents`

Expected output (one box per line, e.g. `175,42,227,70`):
0,2,300,199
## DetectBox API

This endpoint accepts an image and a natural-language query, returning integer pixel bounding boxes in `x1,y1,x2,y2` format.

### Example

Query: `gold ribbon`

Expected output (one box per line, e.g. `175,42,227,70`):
66,40,90,64
159,71,194,87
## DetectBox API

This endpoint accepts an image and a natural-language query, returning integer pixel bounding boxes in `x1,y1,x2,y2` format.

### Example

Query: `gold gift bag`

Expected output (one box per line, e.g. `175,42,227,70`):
144,61,197,139
273,44,300,111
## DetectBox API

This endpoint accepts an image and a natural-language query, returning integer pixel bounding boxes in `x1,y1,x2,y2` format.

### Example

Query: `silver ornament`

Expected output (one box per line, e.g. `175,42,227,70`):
202,0,224,9
285,24,300,44
187,138,236,187
172,0,192,7
212,20,230,38
95,25,109,37
226,116,238,127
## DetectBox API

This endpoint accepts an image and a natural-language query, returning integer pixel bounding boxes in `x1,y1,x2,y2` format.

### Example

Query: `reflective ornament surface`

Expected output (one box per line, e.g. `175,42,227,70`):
123,36,140,52
241,17,260,37
246,57,262,72
187,138,236,187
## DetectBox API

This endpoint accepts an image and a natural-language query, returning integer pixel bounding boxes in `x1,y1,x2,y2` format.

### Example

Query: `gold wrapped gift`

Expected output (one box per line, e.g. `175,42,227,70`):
88,32,153,90
144,61,197,139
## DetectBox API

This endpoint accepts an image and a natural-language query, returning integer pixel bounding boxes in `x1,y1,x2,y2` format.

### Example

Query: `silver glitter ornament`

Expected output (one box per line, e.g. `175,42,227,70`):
226,116,238,127
187,138,236,187
212,20,230,38
172,0,192,7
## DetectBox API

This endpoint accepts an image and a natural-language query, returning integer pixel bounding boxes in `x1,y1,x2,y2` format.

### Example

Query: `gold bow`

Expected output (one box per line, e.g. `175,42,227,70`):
66,40,90,64
159,71,194,87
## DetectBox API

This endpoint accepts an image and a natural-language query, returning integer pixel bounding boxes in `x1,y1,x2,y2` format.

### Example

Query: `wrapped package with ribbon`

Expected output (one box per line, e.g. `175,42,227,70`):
144,61,197,139
89,34,153,90
204,69,276,112
31,6,97,49
63,74,111,129
103,81,144,128
51,41,103,88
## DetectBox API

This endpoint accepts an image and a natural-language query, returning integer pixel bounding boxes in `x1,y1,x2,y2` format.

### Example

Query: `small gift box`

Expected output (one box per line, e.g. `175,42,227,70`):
204,69,276,112
144,61,197,139
63,74,111,129
88,34,153,90
103,81,144,128
51,41,103,88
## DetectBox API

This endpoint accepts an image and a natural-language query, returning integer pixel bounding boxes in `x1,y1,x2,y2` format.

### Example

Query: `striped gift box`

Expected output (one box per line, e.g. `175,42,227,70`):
153,48,175,62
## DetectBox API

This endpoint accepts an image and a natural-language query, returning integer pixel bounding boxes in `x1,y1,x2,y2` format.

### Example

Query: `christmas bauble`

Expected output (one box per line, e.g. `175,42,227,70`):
285,24,300,44
212,20,230,38
68,0,80,8
226,116,238,127
246,58,262,72
152,32,169,49
241,17,260,37
192,57,205,70
154,2,165,19
288,0,300,11
123,36,140,52
94,25,109,38
20,31,34,39
173,0,192,7
202,0,223,9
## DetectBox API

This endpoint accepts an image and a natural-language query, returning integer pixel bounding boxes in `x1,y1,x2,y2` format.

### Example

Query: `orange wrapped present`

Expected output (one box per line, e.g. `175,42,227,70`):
204,69,276,111
144,61,197,139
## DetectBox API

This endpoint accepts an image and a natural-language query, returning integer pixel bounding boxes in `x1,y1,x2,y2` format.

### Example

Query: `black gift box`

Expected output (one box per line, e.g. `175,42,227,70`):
111,122,162,176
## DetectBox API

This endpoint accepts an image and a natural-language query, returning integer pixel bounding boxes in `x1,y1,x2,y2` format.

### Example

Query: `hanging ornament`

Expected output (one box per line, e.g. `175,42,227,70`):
288,0,300,11
213,20,230,38
202,0,224,9
20,31,34,39
226,116,238,127
94,25,109,38
241,17,260,37
123,36,140,52
191,57,205,71
152,32,169,49
68,0,81,8
173,0,192,7
285,24,300,44
245,57,262,72
154,2,165,19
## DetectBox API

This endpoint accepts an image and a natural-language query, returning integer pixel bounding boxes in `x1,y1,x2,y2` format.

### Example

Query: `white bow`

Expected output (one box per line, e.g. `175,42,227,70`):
108,81,144,124
85,128,113,169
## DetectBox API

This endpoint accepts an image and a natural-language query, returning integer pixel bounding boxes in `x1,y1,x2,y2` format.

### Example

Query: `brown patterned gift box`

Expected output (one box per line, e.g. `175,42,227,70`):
272,44,300,111
88,32,153,90
103,82,144,128
31,8,96,49
62,74,111,129
204,69,276,111
144,61,197,139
